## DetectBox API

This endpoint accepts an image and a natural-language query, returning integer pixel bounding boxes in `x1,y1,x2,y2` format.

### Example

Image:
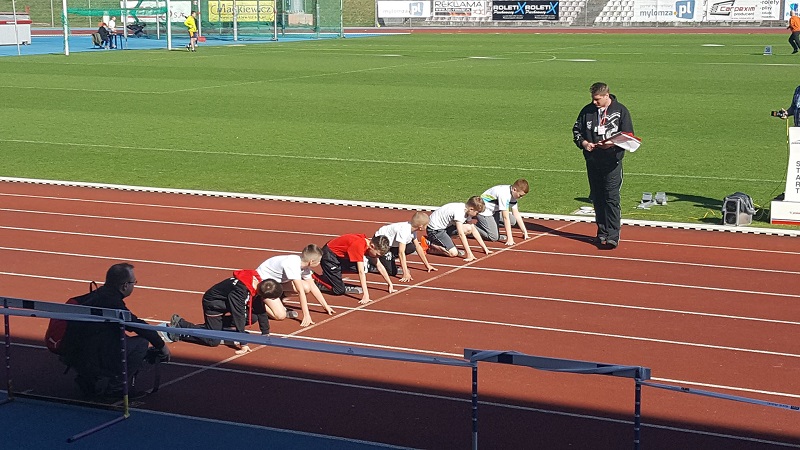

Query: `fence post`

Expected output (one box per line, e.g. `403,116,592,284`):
633,369,643,450
472,362,478,450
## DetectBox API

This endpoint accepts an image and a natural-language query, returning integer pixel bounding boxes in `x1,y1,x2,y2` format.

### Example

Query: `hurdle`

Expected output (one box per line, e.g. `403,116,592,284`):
0,296,134,442
466,349,651,450
1,296,477,445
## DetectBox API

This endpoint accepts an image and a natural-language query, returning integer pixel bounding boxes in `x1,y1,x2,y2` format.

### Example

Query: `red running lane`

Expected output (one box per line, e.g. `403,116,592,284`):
1,181,799,449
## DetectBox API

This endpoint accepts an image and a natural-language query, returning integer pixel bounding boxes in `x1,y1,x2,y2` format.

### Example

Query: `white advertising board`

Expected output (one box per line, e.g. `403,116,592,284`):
122,1,192,23
432,0,490,18
705,0,780,21
770,127,800,225
631,0,702,22
784,0,798,19
377,1,432,18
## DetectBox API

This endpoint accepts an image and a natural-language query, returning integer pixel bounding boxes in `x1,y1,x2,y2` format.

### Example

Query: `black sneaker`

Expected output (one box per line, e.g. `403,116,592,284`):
285,309,299,319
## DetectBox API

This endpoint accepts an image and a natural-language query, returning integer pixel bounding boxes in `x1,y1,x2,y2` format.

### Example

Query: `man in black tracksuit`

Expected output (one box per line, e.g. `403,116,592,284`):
572,82,634,249
61,263,169,397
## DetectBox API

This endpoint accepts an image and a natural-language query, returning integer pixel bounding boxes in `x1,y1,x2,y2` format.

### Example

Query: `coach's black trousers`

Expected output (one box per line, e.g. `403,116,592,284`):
587,158,623,242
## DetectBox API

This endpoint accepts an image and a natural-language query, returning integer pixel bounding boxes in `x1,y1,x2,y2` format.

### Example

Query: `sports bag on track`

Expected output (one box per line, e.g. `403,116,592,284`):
44,281,98,355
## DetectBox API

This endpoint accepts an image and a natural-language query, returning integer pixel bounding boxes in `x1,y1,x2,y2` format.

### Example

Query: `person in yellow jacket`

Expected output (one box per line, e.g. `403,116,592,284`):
184,11,198,52
788,10,800,54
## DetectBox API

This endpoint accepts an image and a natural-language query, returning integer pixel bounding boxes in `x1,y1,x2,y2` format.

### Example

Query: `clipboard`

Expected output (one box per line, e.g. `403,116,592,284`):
603,132,641,152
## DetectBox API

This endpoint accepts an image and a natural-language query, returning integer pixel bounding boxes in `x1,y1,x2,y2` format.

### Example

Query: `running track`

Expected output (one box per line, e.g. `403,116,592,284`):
1,180,799,449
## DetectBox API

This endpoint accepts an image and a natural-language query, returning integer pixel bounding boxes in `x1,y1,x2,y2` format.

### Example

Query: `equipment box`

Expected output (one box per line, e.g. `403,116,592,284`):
722,197,753,226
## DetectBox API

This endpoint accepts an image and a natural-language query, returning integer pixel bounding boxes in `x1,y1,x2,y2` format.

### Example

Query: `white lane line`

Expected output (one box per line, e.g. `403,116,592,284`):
0,192,385,224
465,265,800,299
0,208,338,238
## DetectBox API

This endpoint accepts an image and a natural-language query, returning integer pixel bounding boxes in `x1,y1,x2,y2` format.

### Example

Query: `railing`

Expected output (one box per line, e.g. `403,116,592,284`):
2,296,797,448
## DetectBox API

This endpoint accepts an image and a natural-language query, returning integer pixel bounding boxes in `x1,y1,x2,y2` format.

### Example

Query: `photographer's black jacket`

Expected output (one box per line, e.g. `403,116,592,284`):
572,94,634,164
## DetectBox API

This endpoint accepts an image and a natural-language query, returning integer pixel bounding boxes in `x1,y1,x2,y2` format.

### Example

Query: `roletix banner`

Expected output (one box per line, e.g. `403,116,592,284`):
492,1,560,20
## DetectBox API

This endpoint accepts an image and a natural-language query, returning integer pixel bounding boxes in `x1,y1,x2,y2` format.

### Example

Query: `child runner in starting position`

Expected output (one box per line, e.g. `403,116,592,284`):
256,244,335,328
426,196,491,262
168,271,282,354
475,179,531,245
312,234,392,304
371,211,437,282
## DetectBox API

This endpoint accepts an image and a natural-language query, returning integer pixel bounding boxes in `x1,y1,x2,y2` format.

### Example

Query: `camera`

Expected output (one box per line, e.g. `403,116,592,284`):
771,109,788,119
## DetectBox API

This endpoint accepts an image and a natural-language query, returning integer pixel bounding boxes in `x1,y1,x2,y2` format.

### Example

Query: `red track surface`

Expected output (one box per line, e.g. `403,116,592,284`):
1,181,799,449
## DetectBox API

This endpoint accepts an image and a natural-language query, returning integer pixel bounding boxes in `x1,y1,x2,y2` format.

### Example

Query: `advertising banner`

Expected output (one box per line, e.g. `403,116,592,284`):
786,0,798,19
377,1,433,17
432,0,491,17
705,0,780,20
492,1,559,20
631,0,702,22
122,1,191,23
207,0,276,22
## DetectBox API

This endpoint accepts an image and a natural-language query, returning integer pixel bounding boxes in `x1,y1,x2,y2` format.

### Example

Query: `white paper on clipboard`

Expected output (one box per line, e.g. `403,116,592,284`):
604,132,641,152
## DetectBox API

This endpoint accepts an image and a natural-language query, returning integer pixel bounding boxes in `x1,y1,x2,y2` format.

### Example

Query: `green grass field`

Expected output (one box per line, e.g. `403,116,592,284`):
1,33,796,226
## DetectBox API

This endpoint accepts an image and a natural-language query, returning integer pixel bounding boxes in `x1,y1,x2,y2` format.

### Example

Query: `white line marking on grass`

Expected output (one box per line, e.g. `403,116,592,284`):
702,62,800,67
164,56,469,94
0,139,783,183
0,85,162,95
702,44,725,47
562,58,597,62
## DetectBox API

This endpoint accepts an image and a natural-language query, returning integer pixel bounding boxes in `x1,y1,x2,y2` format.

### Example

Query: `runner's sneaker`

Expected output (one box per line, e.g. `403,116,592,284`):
285,309,299,319
344,285,363,295
498,234,508,242
166,314,182,342
457,250,466,258
396,266,403,276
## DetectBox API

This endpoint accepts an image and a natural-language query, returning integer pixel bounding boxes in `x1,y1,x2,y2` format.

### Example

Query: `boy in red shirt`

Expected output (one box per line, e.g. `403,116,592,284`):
313,234,391,304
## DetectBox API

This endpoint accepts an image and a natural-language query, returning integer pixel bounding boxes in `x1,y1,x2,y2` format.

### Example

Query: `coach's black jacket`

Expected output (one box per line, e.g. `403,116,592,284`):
572,94,634,167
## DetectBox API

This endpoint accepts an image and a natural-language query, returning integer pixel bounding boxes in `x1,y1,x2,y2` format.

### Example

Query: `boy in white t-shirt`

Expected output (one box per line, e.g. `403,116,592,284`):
426,196,491,262
476,179,531,246
256,244,335,328
371,211,437,282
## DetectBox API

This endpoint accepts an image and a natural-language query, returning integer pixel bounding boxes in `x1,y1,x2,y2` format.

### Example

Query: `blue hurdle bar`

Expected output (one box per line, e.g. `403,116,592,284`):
465,349,651,450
